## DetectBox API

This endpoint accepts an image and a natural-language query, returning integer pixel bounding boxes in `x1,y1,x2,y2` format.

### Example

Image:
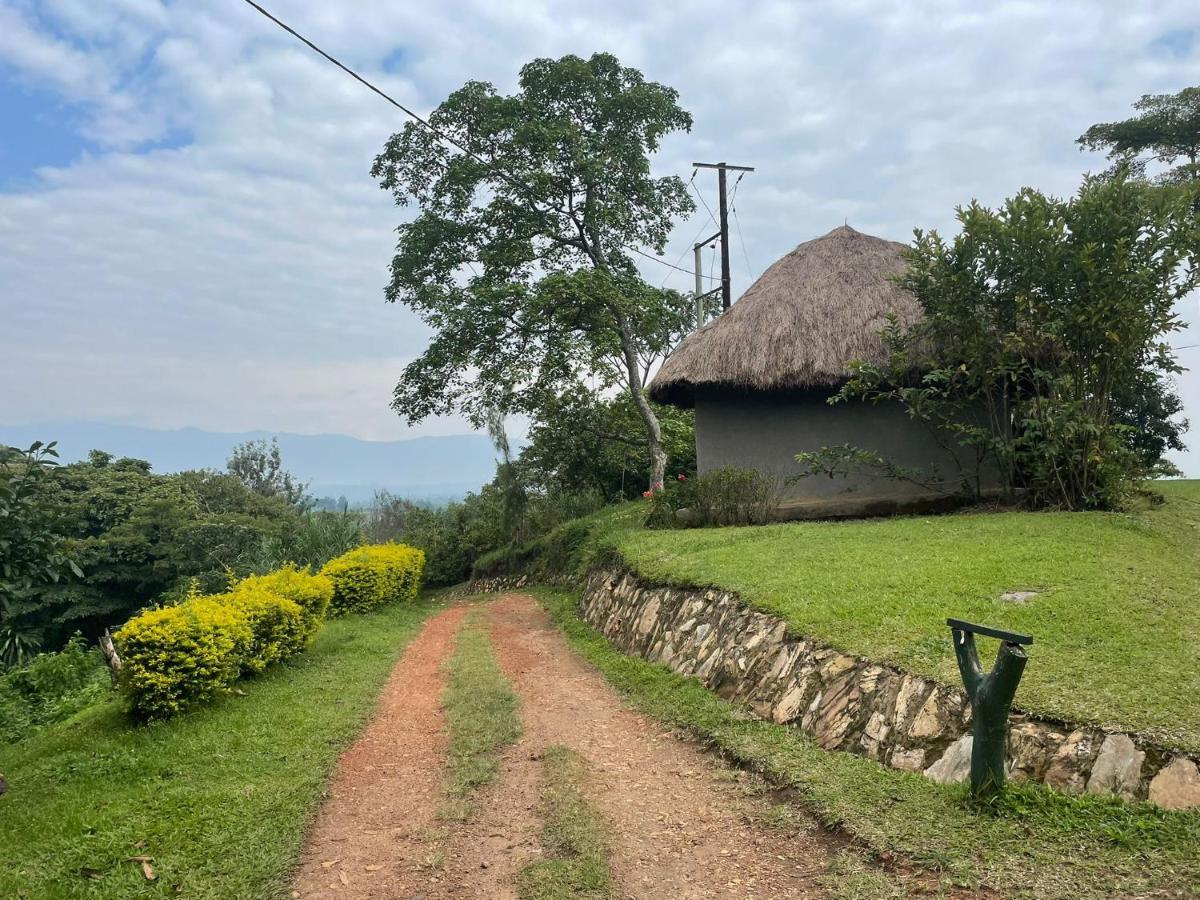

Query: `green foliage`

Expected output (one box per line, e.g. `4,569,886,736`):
367,485,605,587
248,508,365,573
644,466,783,528
226,437,309,506
841,174,1199,510
8,455,300,654
0,635,111,742
1078,86,1200,185
320,543,425,615
0,441,79,665
115,597,254,719
518,393,698,501
372,52,701,490
470,503,644,582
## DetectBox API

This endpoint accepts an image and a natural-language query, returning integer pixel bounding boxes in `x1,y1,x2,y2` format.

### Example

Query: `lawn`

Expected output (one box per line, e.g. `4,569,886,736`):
532,587,1200,898
0,600,438,899
594,481,1200,751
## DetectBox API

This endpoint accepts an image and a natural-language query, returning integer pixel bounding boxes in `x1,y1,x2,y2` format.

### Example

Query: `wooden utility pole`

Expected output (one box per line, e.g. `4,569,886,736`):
693,229,720,328
693,161,754,310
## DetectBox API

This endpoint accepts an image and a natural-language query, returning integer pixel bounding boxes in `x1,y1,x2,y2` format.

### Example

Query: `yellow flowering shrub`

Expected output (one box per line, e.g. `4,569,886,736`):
321,543,425,615
235,565,332,643
115,597,253,718
214,586,308,674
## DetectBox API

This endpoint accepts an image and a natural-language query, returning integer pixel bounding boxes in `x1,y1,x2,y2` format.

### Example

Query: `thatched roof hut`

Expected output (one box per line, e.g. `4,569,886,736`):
650,225,989,519
649,225,920,407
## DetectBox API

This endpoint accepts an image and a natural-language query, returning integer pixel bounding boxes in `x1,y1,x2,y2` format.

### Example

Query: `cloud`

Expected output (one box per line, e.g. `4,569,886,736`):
0,0,1199,472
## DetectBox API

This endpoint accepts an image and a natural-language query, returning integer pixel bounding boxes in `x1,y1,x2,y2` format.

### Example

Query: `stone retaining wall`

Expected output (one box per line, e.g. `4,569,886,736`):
573,568,1200,810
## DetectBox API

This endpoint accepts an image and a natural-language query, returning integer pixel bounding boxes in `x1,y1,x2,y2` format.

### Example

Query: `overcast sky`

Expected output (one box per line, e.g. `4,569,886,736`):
1,0,1198,474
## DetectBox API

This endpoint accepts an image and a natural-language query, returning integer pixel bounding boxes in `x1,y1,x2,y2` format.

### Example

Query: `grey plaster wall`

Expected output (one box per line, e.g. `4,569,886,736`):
694,388,990,506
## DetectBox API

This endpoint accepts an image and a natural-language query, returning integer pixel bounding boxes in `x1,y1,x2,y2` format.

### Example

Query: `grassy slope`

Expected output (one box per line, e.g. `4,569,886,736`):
610,481,1200,751
533,587,1200,899
0,601,438,899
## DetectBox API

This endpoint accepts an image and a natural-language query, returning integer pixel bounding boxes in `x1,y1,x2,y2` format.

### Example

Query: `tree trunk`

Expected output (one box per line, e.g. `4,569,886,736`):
98,628,123,686
612,305,666,491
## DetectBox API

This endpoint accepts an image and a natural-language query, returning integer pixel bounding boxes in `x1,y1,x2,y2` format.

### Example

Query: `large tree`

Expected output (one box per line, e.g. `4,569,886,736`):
371,53,701,490
1078,86,1200,184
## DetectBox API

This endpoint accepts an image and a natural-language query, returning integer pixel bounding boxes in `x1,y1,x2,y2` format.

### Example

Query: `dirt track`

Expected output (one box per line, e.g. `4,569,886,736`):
292,594,839,899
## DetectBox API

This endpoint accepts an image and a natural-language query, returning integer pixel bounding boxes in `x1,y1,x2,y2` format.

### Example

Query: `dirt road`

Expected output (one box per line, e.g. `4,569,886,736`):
292,594,840,899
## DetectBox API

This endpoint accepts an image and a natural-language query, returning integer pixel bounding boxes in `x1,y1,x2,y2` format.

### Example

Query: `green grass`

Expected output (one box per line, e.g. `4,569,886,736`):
0,600,439,899
441,610,522,812
517,745,614,900
598,481,1200,751
531,586,1200,899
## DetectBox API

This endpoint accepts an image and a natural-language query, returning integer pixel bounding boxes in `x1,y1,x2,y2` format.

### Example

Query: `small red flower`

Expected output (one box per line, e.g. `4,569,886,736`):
642,489,654,498
677,473,687,481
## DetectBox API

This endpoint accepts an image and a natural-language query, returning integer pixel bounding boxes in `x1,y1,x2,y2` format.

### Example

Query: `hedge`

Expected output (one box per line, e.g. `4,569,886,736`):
213,586,308,675
114,546,422,718
321,543,425,615
235,564,333,641
115,597,253,718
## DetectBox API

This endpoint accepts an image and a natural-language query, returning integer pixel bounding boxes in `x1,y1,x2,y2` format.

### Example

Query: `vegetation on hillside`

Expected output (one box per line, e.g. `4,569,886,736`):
0,600,437,898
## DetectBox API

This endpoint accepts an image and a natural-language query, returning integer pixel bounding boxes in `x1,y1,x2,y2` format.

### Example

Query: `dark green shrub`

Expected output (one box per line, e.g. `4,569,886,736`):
0,635,111,742
645,467,782,528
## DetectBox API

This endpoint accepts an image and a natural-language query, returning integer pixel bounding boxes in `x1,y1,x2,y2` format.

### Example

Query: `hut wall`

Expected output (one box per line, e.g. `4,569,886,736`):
695,389,994,515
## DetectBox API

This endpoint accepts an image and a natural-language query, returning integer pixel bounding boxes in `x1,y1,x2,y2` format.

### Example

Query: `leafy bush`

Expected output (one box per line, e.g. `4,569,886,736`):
115,597,253,718
321,543,425,615
0,635,111,742
841,175,1199,510
247,509,364,573
645,467,782,528
235,565,332,640
214,586,308,674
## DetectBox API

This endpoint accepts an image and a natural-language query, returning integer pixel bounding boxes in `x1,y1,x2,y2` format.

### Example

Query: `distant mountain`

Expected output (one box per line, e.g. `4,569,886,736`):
0,422,500,504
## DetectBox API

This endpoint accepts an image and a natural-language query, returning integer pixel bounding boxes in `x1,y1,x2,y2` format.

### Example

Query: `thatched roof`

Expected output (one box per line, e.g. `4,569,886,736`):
648,225,919,407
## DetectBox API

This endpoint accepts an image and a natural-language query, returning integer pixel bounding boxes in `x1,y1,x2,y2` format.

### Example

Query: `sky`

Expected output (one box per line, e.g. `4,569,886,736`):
1,0,1198,474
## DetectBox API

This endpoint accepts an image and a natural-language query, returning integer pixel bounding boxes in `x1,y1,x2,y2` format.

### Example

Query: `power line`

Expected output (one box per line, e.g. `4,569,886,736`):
240,0,698,279
729,172,754,280
660,211,719,288
633,246,717,280
688,171,719,230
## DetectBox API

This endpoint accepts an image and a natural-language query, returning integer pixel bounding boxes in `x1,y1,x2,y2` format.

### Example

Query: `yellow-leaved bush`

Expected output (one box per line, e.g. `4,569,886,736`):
114,597,253,718
115,554,405,719
235,565,333,642
321,543,425,615
211,586,308,674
